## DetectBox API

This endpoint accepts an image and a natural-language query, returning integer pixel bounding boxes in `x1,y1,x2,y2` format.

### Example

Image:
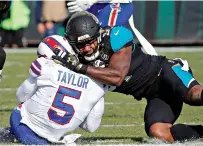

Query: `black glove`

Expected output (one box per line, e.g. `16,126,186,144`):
52,48,88,75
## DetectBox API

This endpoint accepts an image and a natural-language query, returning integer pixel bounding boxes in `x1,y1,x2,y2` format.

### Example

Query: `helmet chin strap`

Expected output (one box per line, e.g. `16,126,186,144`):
84,50,99,61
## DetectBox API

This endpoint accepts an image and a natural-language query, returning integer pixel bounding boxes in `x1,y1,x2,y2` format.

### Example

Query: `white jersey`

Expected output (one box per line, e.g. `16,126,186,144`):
19,57,109,142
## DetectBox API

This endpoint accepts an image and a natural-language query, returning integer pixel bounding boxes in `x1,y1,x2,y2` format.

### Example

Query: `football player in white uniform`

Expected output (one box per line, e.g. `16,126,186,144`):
9,35,110,145
67,0,133,28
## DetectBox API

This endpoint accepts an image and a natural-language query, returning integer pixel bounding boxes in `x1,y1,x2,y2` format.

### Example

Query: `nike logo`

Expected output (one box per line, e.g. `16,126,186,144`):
157,68,162,76
114,30,119,35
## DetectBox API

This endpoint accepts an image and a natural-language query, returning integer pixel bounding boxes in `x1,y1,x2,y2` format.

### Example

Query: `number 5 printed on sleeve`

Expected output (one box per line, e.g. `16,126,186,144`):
48,86,81,125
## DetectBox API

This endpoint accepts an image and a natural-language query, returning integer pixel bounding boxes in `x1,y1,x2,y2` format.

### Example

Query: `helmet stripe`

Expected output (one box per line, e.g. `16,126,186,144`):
108,3,120,26
42,37,66,52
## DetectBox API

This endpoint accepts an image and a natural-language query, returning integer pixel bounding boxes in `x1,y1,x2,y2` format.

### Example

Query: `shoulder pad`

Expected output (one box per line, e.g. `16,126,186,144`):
110,26,133,52
29,57,45,77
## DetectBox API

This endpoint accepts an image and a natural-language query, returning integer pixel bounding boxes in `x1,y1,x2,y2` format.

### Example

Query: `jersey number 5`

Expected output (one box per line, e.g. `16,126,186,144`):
48,86,81,125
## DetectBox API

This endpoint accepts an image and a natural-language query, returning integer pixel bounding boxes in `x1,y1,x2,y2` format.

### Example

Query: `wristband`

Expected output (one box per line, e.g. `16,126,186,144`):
76,64,88,75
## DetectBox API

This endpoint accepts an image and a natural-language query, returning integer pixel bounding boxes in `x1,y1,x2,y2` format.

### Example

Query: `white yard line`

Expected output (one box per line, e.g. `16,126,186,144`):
105,102,145,105
4,47,203,54
156,47,203,52
3,74,27,78
102,124,144,127
0,88,17,91
5,48,36,54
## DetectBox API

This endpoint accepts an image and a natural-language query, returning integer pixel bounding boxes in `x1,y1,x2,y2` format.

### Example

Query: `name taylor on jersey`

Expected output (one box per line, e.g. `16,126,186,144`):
30,57,90,89
57,70,89,89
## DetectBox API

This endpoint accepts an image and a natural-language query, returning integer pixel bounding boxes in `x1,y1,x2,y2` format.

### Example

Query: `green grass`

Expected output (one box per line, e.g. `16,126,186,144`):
1,50,203,145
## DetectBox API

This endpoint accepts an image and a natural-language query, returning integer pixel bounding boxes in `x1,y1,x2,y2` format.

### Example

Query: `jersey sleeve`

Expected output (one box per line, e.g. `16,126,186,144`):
29,57,44,77
16,76,38,103
110,26,133,52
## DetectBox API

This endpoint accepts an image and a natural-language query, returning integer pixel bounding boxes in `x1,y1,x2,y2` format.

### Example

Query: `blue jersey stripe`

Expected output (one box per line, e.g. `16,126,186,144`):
33,60,41,70
30,65,41,76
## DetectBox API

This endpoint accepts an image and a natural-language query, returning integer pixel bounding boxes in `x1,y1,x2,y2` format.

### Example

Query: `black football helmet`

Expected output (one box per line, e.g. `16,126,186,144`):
0,1,11,21
65,11,101,61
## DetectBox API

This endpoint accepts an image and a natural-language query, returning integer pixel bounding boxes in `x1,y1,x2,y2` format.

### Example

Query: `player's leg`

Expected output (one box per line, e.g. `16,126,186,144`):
95,3,133,27
145,96,203,143
12,28,24,48
144,95,183,143
161,58,203,106
0,46,6,69
79,97,104,133
146,58,203,143
0,45,6,81
10,106,50,145
1,29,10,48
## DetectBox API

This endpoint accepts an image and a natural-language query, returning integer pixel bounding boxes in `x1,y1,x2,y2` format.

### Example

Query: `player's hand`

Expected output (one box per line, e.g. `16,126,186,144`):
67,0,96,13
52,48,88,74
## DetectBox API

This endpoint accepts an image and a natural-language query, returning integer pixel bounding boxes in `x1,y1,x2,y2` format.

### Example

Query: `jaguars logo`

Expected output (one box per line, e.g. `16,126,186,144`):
100,53,109,61
94,60,106,68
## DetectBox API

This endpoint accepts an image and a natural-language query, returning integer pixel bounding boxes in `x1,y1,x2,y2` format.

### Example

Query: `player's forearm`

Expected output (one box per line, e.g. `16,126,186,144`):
86,66,124,86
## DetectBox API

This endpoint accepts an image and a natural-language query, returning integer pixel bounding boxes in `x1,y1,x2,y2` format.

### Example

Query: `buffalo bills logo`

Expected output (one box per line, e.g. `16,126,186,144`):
110,3,121,11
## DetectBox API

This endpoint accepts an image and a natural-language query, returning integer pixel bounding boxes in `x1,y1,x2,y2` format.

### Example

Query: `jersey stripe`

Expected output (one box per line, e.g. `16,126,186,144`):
108,3,120,26
42,37,66,52
172,64,194,88
30,60,41,76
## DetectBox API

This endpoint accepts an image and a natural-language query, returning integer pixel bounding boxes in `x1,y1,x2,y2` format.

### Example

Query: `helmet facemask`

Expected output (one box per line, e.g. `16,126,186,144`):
71,29,102,62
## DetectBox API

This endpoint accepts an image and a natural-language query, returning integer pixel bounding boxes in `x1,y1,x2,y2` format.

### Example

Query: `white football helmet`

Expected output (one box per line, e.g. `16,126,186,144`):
37,35,76,59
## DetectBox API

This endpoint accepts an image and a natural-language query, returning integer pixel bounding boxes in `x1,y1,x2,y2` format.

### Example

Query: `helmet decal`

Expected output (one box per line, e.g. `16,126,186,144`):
37,35,76,59
78,34,91,42
42,37,66,52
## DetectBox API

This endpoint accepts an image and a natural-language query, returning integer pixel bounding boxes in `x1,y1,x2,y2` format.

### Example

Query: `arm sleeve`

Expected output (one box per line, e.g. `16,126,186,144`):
79,97,104,133
110,26,133,52
16,76,38,103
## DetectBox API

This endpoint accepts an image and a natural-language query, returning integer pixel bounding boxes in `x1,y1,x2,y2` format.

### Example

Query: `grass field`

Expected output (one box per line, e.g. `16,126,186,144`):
1,47,203,145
